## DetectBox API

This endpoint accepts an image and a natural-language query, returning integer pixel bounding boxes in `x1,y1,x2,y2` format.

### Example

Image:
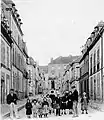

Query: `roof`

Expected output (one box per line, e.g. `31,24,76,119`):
49,55,79,65
39,66,48,73
70,56,82,66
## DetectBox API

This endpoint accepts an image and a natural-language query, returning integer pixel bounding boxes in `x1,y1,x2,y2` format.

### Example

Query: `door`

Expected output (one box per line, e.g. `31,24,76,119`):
1,79,5,104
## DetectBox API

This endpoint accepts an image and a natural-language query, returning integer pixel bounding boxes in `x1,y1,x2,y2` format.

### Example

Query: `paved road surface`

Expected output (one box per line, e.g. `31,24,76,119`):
3,105,104,120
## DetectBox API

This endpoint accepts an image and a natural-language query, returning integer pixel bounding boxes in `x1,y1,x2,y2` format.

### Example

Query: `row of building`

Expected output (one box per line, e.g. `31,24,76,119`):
0,0,44,104
63,21,104,102
46,21,104,102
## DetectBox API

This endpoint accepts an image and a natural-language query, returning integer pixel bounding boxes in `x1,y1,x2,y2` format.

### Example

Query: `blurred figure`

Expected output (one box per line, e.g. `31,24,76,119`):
67,91,73,114
61,92,67,115
7,89,19,119
49,92,56,113
25,98,32,118
37,100,43,118
55,93,61,116
42,97,49,117
46,94,52,114
71,86,79,117
81,92,89,114
32,99,38,118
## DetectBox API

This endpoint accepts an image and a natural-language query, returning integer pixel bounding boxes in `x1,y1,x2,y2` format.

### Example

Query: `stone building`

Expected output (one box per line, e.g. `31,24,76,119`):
48,56,79,92
1,0,13,103
1,0,29,102
79,47,89,96
27,57,36,96
68,57,81,93
88,21,104,101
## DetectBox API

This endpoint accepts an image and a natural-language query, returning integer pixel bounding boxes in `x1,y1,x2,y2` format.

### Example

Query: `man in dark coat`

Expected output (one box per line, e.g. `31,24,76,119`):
55,93,61,116
49,93,56,113
67,91,73,114
61,93,67,115
25,98,33,118
71,86,79,117
7,89,19,119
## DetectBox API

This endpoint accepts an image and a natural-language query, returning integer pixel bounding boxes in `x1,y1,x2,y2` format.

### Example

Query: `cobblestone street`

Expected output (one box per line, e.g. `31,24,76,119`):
3,102,104,120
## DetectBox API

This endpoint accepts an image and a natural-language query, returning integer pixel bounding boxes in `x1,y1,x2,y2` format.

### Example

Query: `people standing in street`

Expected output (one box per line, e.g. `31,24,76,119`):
7,89,20,119
49,92,56,113
67,91,73,114
46,94,52,114
32,99,38,118
71,86,79,117
81,92,89,114
61,92,67,115
25,98,32,118
55,93,61,116
42,97,49,117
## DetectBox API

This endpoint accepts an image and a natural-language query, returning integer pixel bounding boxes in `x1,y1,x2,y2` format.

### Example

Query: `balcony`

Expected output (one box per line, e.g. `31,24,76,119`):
1,17,13,45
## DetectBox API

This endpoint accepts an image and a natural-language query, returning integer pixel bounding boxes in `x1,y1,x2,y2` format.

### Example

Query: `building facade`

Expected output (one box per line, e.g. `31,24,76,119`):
1,1,13,103
69,57,81,93
89,21,104,101
48,56,79,93
1,0,29,103
79,54,89,97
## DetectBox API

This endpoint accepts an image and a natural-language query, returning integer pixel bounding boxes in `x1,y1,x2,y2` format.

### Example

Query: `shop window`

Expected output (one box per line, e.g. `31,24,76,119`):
94,76,96,100
93,51,96,73
1,40,5,65
90,77,93,99
90,55,92,75
97,48,100,71
97,73,100,99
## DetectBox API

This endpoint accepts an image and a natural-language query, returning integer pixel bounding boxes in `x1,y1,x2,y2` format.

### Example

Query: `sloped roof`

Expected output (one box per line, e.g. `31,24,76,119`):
39,66,48,73
49,55,79,65
70,55,82,65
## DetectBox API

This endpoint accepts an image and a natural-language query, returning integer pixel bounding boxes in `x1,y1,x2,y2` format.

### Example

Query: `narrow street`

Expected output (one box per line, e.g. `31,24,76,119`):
4,104,104,120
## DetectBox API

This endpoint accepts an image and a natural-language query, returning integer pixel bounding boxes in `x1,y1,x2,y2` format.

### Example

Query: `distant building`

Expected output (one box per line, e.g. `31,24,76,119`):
68,57,81,93
48,55,79,92
27,57,36,96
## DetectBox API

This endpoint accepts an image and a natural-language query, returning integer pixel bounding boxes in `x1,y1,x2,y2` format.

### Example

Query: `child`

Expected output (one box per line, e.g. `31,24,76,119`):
81,92,89,114
25,98,32,118
32,99,38,118
46,94,52,114
42,97,49,117
37,100,43,118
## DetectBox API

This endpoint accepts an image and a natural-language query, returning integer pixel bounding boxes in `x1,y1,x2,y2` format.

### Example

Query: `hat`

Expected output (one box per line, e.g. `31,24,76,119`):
71,86,76,89
83,92,86,95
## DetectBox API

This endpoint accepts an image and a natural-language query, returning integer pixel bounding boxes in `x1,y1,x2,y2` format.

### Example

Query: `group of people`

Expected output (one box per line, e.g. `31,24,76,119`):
25,86,89,118
6,86,89,119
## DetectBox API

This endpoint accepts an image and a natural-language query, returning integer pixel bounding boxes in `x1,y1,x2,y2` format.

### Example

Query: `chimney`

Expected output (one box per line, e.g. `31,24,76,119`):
51,58,53,63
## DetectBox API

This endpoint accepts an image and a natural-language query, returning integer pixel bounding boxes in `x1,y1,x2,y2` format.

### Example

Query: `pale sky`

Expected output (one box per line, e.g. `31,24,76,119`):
14,0,104,65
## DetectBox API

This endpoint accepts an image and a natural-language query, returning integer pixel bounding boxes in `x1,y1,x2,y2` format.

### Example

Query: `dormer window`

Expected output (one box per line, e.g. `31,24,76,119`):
94,26,99,32
91,31,95,38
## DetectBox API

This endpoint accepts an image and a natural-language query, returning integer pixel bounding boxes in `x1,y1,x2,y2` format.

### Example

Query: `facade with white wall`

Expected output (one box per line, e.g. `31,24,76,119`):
89,21,104,101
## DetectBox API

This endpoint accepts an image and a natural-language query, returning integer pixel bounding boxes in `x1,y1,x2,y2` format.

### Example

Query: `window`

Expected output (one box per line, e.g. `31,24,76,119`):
90,55,92,75
7,46,9,68
97,48,100,71
94,51,96,73
97,73,100,99
1,40,5,65
94,75,96,100
90,77,93,99
13,48,14,64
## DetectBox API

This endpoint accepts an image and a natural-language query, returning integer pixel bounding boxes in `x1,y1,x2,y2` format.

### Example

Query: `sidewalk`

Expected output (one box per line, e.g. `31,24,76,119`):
89,100,104,112
1,96,36,119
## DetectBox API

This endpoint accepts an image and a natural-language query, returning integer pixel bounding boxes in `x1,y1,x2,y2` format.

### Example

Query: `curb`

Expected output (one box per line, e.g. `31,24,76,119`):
2,104,25,119
89,103,104,112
